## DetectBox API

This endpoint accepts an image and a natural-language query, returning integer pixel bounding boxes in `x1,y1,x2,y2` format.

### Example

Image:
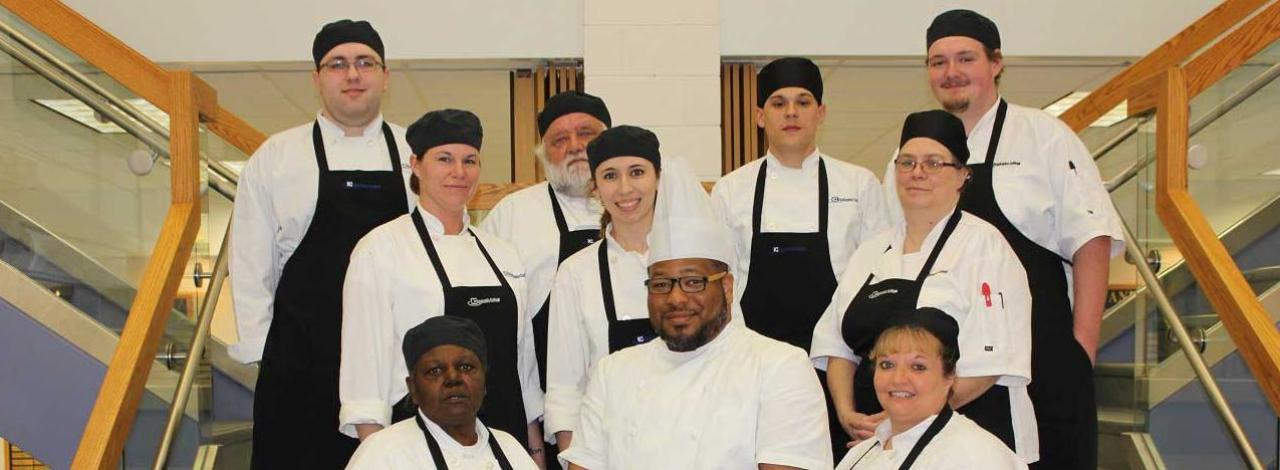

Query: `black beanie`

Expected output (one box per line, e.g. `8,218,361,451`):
885,307,961,363
587,125,661,174
402,316,488,371
538,91,612,136
899,110,970,164
757,57,823,107
312,20,385,68
406,109,483,156
927,9,1001,51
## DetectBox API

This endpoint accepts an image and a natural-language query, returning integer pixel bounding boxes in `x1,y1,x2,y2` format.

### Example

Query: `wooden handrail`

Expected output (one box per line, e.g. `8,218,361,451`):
1183,0,1280,99
1059,0,1266,132
1129,65,1280,414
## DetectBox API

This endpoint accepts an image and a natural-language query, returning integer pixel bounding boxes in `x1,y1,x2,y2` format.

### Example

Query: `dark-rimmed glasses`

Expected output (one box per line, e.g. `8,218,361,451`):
894,157,964,174
644,272,728,294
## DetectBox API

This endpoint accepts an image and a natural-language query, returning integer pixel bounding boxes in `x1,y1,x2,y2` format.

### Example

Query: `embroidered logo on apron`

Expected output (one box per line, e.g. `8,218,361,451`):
829,196,857,204
868,288,899,299
467,297,501,307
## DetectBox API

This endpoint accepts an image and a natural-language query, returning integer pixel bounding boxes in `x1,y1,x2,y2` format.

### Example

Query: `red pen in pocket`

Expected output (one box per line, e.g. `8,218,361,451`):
981,282,992,307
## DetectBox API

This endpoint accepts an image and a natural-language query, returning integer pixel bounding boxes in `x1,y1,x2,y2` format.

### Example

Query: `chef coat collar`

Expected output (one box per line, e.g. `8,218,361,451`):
417,409,492,452
316,111,386,144
415,201,472,236
603,224,649,259
874,413,940,454
876,206,961,278
763,148,823,173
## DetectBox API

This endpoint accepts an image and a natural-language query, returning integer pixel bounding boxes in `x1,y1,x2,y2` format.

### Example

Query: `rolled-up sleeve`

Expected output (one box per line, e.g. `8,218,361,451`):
560,360,608,469
757,349,833,470
228,146,280,364
339,235,396,437
1046,124,1125,259
810,247,875,370
514,266,544,424
956,236,1032,387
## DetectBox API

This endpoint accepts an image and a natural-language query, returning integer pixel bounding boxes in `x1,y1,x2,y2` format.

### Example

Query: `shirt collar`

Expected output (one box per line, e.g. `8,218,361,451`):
316,111,386,143
417,409,490,451
763,148,822,173
877,206,960,276
655,319,741,364
969,96,1003,137
604,225,649,259
876,414,939,453
415,202,472,235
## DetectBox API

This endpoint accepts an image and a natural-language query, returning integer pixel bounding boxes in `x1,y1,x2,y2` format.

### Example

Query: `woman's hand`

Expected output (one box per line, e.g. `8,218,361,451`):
528,423,547,469
837,409,885,445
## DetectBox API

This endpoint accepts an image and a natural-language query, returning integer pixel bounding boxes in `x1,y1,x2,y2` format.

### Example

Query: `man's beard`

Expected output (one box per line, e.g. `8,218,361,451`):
542,151,592,198
659,300,731,352
942,98,970,114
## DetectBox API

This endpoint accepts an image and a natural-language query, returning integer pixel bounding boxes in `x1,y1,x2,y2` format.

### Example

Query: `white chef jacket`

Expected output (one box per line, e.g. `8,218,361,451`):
338,207,541,438
561,323,832,470
480,181,602,315
881,98,1126,299
838,413,1027,470
810,210,1037,463
229,112,415,363
543,229,649,436
712,150,891,322
346,410,538,470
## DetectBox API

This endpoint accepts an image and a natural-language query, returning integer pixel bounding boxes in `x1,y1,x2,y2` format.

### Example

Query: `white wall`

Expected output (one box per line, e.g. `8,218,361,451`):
62,0,1220,62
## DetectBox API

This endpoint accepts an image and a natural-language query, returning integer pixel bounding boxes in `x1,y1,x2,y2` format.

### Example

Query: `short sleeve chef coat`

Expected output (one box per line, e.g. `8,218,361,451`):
560,324,832,470
712,150,891,320
809,211,1037,462
543,230,649,436
479,182,602,313
229,113,415,363
838,413,1027,470
338,207,540,437
345,411,538,470
881,99,1125,291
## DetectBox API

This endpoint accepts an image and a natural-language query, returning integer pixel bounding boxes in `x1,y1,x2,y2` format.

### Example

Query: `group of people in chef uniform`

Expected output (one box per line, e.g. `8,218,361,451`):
227,7,1124,470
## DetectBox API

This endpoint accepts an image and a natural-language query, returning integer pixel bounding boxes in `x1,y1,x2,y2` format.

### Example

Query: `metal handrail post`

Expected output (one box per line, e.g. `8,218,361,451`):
152,228,231,470
1122,219,1264,469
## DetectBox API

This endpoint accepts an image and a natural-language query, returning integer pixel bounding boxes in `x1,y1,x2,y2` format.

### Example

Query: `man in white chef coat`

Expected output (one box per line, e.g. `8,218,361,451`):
561,163,832,470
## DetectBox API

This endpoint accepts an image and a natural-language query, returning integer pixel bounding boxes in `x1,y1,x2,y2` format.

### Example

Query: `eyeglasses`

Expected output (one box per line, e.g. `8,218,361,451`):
644,272,728,294
894,158,964,174
320,57,384,74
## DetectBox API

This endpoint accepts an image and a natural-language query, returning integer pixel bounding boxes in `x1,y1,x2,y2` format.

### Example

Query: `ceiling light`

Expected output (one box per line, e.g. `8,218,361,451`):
33,98,173,134
1043,91,1128,127
1263,168,1280,177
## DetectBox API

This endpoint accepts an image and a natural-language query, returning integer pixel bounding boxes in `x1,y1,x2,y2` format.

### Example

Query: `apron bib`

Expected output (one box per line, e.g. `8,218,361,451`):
415,413,515,470
252,121,407,470
598,238,658,352
958,100,1096,469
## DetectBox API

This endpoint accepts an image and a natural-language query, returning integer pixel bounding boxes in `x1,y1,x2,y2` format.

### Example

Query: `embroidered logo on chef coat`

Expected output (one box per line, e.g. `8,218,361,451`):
992,161,1022,167
868,288,899,299
829,196,858,204
344,181,383,191
501,270,525,279
467,297,502,307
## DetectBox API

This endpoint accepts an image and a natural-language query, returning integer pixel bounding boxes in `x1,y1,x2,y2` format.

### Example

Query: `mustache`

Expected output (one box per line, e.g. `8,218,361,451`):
941,77,969,88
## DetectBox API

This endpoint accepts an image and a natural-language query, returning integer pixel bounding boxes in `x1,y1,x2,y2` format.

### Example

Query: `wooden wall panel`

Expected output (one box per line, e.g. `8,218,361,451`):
720,62,761,175
489,61,582,209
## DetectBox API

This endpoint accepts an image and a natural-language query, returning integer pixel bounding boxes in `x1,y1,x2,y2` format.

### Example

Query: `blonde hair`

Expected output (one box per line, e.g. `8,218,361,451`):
869,325,958,376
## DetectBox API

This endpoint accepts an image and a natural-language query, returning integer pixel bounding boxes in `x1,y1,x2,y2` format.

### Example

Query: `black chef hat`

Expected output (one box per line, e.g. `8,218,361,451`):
927,9,1001,51
312,20,385,68
538,90,612,137
899,110,970,164
587,125,661,174
757,57,823,107
886,307,961,363
406,109,484,156
402,316,489,371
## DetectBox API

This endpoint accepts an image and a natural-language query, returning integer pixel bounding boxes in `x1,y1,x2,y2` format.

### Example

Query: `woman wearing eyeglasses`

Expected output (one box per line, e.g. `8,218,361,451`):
543,125,679,455
811,110,1038,464
339,109,546,465
837,307,1026,469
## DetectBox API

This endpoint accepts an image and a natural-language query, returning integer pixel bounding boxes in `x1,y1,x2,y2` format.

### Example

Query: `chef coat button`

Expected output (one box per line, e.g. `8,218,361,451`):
770,173,778,180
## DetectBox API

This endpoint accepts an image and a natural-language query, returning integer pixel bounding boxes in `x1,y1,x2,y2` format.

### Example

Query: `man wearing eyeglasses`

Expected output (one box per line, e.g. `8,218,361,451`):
561,175,831,470
877,10,1126,470
228,19,414,470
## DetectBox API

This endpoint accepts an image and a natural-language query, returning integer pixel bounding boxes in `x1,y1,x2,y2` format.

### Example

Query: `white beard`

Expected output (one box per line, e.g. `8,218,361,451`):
543,153,592,198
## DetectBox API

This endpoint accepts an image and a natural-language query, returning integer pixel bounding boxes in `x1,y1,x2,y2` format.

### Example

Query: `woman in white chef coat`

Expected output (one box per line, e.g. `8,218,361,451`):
339,109,544,464
837,307,1026,470
543,125,676,452
811,110,1037,464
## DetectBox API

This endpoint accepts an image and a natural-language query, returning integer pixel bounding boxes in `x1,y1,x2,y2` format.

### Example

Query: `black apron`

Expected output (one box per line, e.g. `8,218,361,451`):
252,122,407,470
598,238,658,352
958,100,1096,469
414,413,514,470
397,209,531,449
840,207,1016,451
843,406,955,470
738,158,844,458
535,185,599,388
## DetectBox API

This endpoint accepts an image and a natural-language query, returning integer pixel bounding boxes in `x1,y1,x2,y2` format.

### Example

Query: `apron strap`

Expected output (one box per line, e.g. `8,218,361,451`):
468,228,513,290
750,158,830,235
914,208,964,284
598,239,619,323
380,121,402,170
548,184,573,234
311,122,330,173
898,405,954,470
412,209,454,290
415,413,515,470
984,100,1008,165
